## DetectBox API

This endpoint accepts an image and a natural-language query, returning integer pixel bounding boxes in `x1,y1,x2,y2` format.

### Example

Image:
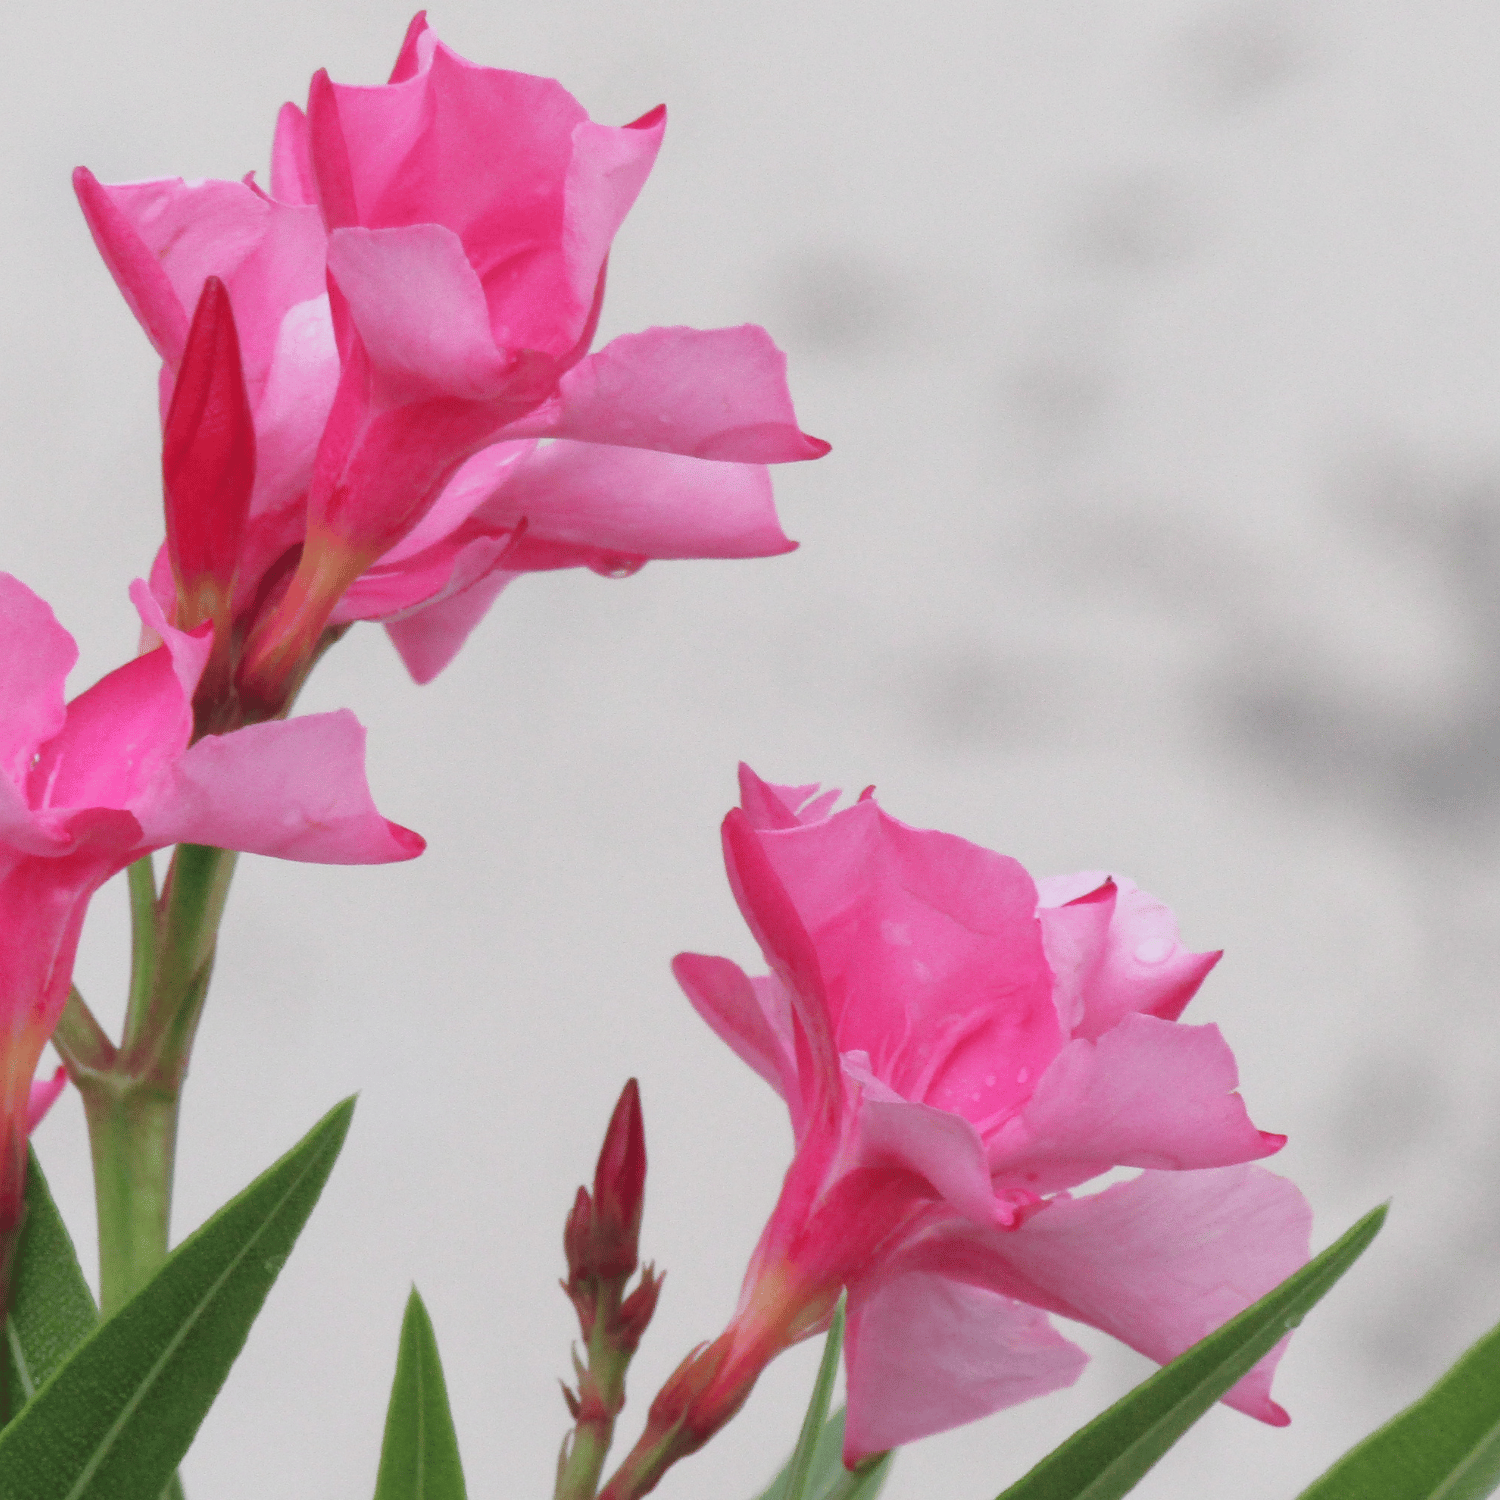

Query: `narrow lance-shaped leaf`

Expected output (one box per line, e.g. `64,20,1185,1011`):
778,1296,846,1500
754,1409,893,1500
0,1096,355,1500
4,1147,96,1411
1297,1309,1500,1500
994,1203,1388,1500
372,1286,468,1500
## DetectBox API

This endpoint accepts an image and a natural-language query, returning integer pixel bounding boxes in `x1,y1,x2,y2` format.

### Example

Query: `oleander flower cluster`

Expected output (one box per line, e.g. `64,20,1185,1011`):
0,15,1324,1500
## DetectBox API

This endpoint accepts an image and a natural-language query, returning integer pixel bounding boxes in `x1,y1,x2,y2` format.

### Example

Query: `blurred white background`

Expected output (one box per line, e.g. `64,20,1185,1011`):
5,1,1499,1495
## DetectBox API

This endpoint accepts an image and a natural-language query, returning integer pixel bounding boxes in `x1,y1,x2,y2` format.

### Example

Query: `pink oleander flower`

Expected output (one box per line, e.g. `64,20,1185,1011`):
656,767,1310,1470
0,571,420,1237
75,12,825,713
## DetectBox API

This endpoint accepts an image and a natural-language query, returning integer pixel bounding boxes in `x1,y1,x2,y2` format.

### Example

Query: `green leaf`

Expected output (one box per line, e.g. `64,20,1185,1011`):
1297,1309,1500,1500
372,1287,468,1500
779,1295,847,1500
754,1407,893,1500
5,1148,97,1411
995,1203,1388,1500
0,1095,355,1500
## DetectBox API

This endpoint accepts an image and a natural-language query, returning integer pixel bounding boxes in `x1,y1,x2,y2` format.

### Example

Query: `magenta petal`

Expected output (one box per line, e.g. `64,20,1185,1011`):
996,1166,1312,1423
137,710,423,863
0,575,76,784
672,953,797,1105
988,1015,1282,1194
26,1066,67,1133
844,1269,1086,1460
503,325,829,461
469,441,793,560
752,801,1062,1127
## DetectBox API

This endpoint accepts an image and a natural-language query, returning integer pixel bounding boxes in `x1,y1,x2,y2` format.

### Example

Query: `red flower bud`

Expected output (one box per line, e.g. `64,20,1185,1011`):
565,1078,646,1290
162,276,254,634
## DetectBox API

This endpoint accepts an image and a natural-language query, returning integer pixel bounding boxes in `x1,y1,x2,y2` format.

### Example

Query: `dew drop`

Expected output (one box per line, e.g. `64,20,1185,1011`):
1016,1066,1030,1085
1134,937,1174,965
587,551,649,579
984,1073,996,1087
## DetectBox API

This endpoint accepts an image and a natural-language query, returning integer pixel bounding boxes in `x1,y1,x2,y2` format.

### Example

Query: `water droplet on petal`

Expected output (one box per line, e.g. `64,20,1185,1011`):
1016,1066,1030,1085
984,1073,996,1087
1134,937,1174,965
587,551,649,579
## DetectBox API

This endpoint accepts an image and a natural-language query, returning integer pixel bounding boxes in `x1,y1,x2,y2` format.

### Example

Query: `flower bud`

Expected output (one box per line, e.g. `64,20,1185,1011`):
565,1078,646,1291
162,277,254,637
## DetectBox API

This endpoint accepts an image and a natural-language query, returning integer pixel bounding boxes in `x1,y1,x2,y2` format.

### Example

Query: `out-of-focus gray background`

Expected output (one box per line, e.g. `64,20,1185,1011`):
5,1,1497,1494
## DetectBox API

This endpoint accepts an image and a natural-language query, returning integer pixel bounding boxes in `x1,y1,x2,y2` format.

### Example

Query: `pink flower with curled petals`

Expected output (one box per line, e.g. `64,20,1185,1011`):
76,12,825,710
0,573,420,1237
647,767,1308,1470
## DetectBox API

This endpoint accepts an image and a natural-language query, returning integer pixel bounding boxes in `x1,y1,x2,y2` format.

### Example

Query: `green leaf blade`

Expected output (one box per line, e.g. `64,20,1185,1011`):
0,1096,355,1500
995,1203,1388,1500
373,1286,468,1500
5,1147,97,1410
1298,1310,1500,1500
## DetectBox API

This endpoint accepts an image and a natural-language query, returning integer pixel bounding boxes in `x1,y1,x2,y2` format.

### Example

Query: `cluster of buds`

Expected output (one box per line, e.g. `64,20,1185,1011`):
556,1080,662,1500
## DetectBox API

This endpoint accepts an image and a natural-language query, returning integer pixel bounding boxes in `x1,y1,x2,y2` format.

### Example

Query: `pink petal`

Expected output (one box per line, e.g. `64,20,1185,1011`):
325,225,511,403
561,108,665,318
28,646,194,815
722,808,843,1132
27,1066,67,1133
135,710,423,863
849,1078,1006,1227
502,325,830,462
73,167,189,366
994,1166,1312,1423
988,1014,1283,1195
75,174,326,401
250,295,339,520
1038,873,1221,1037
672,953,797,1105
844,1268,1086,1460
0,575,76,784
382,567,515,684
737,765,841,829
270,102,317,206
749,800,1063,1129
468,441,794,560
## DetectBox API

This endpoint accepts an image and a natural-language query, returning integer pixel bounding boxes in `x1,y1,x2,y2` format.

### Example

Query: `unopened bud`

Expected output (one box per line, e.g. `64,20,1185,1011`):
565,1079,646,1289
162,277,254,636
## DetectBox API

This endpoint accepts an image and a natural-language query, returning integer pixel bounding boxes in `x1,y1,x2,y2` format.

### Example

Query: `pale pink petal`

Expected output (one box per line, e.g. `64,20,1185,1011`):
844,1269,1086,1460
994,1166,1312,1423
136,711,423,864
383,568,515,683
379,442,536,563
673,953,797,1105
988,1015,1283,1194
502,326,830,462
1050,874,1221,1037
1036,878,1114,1035
26,1066,67,1133
468,441,794,560
0,575,76,783
748,801,1063,1127
325,225,511,403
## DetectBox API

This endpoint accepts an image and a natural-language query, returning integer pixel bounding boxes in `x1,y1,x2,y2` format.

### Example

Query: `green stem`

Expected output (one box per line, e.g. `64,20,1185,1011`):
122,844,236,1078
124,855,158,1031
80,1079,178,1317
557,1283,632,1500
